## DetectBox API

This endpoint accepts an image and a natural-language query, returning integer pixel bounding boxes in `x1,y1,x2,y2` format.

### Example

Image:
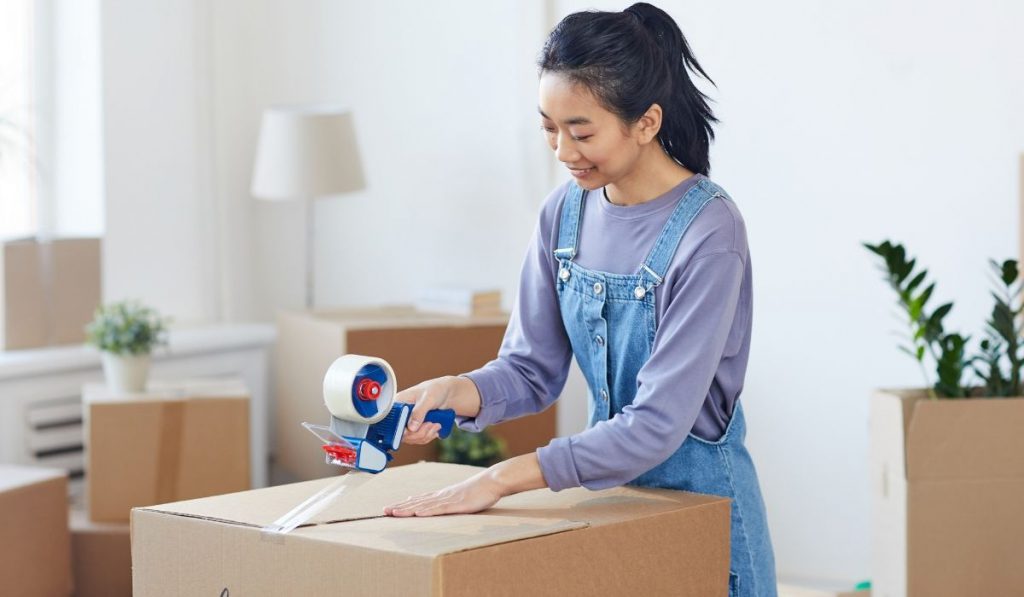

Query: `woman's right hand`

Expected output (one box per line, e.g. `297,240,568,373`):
395,376,460,445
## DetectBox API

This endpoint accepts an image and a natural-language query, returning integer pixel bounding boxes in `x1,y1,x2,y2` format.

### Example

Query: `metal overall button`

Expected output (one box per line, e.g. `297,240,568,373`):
559,267,570,282
595,334,605,347
593,282,603,295
599,389,608,401
634,286,646,299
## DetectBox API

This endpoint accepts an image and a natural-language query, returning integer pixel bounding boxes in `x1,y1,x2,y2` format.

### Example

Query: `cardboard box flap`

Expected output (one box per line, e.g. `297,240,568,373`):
139,462,486,527
84,379,249,404
140,461,729,559
299,513,587,557
907,397,1024,479
879,390,1024,480
488,483,728,527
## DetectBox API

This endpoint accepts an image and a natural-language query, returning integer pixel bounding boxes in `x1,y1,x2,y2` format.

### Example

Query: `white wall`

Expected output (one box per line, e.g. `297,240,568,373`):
94,0,1024,587
100,0,220,323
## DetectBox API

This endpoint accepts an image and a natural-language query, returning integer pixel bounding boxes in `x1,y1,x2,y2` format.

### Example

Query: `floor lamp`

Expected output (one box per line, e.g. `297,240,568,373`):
250,105,366,309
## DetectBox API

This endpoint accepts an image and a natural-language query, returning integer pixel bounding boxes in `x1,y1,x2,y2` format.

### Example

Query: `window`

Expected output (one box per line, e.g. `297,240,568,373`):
0,0,36,240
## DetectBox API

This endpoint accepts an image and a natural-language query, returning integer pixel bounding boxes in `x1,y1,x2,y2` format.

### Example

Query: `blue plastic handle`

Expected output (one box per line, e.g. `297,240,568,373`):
422,409,456,438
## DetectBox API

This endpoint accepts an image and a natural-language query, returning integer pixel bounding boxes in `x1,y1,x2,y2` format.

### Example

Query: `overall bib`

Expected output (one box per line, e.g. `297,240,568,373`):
553,179,777,597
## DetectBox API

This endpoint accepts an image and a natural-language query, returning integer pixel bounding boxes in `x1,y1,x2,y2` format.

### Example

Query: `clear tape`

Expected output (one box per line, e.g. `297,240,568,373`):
260,471,373,537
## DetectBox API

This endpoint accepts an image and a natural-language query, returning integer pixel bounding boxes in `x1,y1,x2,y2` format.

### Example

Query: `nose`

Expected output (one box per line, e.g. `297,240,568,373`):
553,133,581,164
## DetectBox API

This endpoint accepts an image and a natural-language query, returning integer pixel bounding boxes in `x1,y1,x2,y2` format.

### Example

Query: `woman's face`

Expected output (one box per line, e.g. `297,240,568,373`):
538,71,647,191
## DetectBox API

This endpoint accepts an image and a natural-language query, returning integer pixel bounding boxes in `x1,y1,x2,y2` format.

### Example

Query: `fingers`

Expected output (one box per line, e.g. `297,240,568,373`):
385,489,459,517
408,398,435,433
401,422,442,445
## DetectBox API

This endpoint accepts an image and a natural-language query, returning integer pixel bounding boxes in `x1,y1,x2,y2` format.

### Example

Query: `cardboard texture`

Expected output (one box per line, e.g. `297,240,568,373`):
84,379,251,522
870,389,1024,597
132,462,731,596
70,507,132,597
0,237,102,350
275,307,557,481
0,465,72,597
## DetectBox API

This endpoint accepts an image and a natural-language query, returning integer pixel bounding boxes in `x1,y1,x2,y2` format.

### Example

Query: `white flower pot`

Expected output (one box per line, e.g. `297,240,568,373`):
101,352,152,393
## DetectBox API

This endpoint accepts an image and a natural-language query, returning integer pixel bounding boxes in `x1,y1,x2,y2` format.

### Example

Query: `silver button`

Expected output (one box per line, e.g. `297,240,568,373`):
559,268,570,281
593,282,603,294
634,286,646,299
599,389,608,401
595,335,604,347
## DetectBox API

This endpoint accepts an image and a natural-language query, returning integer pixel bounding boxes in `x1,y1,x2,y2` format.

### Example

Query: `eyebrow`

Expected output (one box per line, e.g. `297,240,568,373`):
538,107,592,126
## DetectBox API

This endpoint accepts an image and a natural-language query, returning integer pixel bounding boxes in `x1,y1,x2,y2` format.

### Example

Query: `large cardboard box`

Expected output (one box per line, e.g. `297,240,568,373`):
0,237,102,350
275,307,557,481
132,461,731,596
0,465,72,596
84,379,251,522
870,389,1024,596
70,507,131,597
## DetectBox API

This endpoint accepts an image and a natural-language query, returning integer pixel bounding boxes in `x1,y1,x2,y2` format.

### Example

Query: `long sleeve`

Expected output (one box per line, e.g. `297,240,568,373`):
535,249,745,491
456,185,574,432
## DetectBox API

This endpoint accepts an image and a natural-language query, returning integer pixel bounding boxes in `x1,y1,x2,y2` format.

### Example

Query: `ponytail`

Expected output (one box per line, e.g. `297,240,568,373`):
539,2,718,175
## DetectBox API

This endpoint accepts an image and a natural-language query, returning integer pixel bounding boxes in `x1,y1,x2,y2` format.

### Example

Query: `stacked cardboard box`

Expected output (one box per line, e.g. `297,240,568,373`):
70,507,132,597
0,465,72,596
414,287,503,317
0,237,101,350
75,378,252,595
132,462,732,596
84,379,252,521
871,389,1024,596
275,307,556,481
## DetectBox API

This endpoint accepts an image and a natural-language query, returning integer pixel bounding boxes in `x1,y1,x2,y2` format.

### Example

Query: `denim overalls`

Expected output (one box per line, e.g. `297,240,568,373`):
553,179,777,597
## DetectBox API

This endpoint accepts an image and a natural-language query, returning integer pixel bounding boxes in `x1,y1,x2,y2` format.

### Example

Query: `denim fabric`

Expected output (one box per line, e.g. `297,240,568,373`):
553,180,777,597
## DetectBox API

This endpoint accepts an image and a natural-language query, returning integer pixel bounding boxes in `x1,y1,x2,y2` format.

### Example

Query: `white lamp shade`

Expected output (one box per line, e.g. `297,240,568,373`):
251,105,366,200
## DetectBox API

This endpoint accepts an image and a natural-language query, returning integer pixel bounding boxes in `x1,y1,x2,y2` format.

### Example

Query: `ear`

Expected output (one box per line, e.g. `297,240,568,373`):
634,103,663,145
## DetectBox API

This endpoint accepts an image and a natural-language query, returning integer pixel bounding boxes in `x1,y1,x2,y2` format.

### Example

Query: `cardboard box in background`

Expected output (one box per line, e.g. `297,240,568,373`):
0,237,102,350
85,379,251,522
275,307,557,481
70,507,131,597
132,461,731,596
0,465,72,597
870,389,1024,596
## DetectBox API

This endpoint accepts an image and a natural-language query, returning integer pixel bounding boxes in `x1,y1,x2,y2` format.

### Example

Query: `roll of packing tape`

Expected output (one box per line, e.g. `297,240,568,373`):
322,354,397,424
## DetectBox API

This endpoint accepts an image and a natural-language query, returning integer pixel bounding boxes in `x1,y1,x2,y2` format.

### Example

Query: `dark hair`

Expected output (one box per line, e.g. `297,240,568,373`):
538,3,717,176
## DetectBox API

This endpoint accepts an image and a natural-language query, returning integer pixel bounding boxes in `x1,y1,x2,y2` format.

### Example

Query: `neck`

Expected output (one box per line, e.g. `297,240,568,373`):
604,147,695,207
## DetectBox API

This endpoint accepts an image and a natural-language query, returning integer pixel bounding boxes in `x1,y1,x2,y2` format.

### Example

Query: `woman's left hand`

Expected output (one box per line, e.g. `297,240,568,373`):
384,472,505,517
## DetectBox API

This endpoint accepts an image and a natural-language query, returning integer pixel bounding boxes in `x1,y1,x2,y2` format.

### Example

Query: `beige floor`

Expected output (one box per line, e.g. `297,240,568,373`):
778,585,867,597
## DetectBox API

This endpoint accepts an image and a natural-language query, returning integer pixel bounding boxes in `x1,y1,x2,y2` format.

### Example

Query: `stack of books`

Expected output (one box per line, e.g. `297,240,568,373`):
414,288,503,317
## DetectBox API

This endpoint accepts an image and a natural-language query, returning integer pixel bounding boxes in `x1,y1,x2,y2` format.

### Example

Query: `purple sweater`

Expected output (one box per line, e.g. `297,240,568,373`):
456,174,753,491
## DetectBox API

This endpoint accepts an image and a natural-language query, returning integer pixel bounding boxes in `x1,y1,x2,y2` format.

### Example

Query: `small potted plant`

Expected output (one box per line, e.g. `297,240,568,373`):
438,427,507,467
85,300,170,393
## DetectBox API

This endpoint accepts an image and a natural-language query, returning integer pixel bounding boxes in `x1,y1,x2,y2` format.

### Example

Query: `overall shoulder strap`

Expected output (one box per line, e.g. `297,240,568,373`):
638,179,721,288
553,183,586,261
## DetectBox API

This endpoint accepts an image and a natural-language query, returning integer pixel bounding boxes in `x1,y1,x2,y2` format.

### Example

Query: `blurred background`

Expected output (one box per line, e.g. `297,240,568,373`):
1,0,1022,592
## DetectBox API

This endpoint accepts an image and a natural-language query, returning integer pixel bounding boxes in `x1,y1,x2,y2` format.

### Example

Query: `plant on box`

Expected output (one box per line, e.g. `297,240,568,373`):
85,300,171,393
864,240,1023,398
438,427,507,467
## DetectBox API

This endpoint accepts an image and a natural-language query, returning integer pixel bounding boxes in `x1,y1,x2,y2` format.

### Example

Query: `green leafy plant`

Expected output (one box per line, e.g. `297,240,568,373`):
85,300,170,355
865,240,1023,399
438,427,507,467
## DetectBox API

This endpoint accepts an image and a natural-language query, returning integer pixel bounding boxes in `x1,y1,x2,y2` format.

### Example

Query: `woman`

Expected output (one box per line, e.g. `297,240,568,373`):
384,4,776,595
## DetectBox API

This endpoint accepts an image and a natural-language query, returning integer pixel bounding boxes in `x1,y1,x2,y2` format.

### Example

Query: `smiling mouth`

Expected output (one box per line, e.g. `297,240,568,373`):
568,166,595,173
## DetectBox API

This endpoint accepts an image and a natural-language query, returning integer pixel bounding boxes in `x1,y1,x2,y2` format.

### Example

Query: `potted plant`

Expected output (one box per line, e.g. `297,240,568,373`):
863,240,1024,596
85,300,170,393
438,427,507,467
